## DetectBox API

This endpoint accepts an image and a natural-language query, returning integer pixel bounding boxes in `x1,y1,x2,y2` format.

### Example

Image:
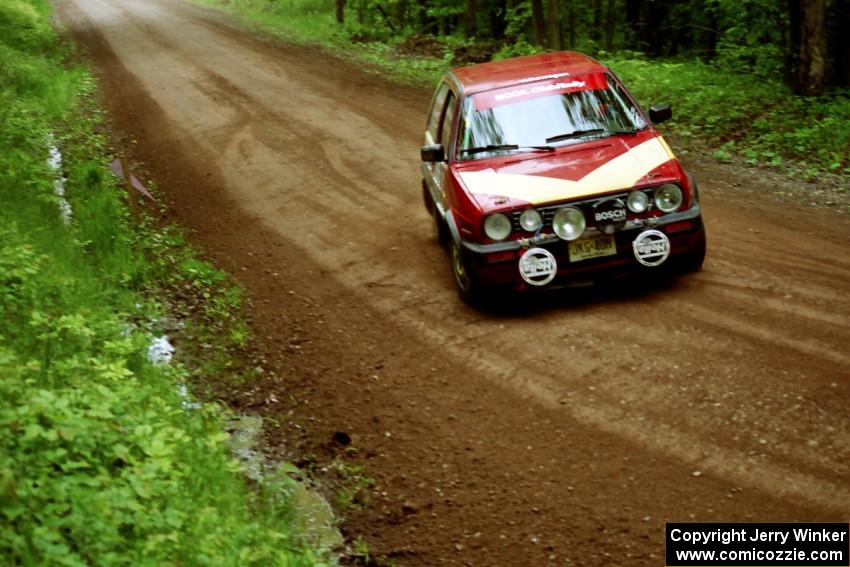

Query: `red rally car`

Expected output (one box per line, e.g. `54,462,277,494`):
420,51,706,304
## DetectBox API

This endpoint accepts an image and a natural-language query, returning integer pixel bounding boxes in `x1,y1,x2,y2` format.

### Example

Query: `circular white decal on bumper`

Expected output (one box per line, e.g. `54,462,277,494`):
633,229,670,267
519,247,557,286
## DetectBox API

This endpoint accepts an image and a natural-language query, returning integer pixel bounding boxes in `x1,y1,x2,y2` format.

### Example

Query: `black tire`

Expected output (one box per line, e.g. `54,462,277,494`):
450,239,488,305
678,224,707,273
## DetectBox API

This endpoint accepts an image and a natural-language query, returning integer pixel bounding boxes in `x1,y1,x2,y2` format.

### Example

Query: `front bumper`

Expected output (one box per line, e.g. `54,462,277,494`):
461,203,705,289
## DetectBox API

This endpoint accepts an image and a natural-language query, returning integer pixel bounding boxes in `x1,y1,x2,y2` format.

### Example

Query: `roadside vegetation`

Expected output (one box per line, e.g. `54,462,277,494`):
0,0,329,563
199,0,850,183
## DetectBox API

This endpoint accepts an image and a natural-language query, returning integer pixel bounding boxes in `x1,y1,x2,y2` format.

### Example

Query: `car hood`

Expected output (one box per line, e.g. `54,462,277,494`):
453,133,678,210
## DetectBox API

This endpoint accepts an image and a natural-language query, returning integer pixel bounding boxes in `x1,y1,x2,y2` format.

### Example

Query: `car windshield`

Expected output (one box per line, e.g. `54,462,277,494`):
457,73,647,160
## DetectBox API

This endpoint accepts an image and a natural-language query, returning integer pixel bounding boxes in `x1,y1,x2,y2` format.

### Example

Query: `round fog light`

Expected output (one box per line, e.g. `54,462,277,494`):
627,190,650,213
483,213,512,241
519,209,543,232
655,183,683,213
552,207,586,241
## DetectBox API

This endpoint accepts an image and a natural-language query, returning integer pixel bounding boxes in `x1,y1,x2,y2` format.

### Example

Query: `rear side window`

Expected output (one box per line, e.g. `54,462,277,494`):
427,82,450,142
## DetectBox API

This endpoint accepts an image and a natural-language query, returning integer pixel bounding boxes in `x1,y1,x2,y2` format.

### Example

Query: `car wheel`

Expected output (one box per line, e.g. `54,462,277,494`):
678,225,707,273
451,239,487,305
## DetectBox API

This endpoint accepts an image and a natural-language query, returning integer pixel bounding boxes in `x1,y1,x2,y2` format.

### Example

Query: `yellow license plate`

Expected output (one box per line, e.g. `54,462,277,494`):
568,233,617,262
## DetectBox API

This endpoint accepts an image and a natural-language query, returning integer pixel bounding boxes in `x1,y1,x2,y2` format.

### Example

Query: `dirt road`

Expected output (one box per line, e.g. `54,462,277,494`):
57,0,850,563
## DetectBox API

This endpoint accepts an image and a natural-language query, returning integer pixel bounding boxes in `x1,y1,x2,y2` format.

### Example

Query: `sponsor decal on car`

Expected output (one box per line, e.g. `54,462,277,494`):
458,136,674,205
632,229,670,266
494,81,586,102
593,199,627,234
474,73,608,110
519,247,558,286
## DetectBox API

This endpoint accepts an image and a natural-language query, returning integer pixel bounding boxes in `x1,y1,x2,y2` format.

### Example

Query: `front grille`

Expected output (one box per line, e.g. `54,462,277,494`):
509,189,653,232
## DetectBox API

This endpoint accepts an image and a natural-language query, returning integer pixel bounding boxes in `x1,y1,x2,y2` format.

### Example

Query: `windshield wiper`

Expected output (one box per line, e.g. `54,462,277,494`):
602,128,643,136
546,127,644,143
459,144,555,155
546,129,605,143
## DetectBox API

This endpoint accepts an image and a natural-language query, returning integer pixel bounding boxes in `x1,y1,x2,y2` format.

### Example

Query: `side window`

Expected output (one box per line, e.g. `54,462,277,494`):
439,91,458,153
427,83,450,142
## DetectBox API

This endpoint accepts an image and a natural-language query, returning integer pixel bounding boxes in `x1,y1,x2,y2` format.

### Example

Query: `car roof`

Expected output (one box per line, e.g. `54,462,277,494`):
450,51,608,96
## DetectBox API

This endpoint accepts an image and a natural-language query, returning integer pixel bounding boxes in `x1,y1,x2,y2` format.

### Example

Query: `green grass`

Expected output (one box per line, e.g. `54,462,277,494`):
194,0,451,84
0,0,328,564
199,0,850,180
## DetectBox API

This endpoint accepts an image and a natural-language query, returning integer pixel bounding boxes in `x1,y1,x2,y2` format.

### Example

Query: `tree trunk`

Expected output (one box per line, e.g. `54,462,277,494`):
787,0,800,82
624,0,643,50
828,0,850,85
545,0,562,50
568,0,576,48
592,0,603,43
604,0,616,50
491,0,510,40
704,0,719,58
530,0,547,47
790,0,828,95
335,0,345,24
464,0,477,37
643,0,664,56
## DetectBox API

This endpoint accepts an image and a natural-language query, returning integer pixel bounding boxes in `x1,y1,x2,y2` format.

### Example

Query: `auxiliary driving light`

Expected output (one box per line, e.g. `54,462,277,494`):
627,190,650,213
519,209,543,232
552,207,586,241
655,184,683,213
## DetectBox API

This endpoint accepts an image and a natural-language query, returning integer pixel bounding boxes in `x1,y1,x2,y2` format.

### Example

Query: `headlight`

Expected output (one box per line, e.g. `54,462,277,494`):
552,207,585,241
519,209,543,232
655,184,683,213
483,213,511,241
627,190,650,213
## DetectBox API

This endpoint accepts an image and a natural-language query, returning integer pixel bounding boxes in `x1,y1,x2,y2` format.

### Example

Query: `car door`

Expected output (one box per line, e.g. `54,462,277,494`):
422,81,458,219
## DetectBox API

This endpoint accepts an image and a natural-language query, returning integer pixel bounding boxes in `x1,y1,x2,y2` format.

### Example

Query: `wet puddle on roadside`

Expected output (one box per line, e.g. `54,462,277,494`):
227,415,344,558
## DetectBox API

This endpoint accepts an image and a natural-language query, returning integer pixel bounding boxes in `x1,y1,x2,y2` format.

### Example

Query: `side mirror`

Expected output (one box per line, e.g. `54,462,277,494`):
421,143,445,162
649,104,672,124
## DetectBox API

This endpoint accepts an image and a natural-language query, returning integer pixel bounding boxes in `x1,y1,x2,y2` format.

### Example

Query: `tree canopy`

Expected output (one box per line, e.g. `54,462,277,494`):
334,0,850,95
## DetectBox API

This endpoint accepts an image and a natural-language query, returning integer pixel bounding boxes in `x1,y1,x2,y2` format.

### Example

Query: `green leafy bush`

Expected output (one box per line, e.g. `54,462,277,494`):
0,0,324,564
609,57,850,173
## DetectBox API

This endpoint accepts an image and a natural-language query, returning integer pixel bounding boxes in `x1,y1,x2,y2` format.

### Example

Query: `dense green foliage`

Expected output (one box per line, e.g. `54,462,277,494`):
202,0,850,179
0,1,324,563
330,0,850,89
610,57,850,178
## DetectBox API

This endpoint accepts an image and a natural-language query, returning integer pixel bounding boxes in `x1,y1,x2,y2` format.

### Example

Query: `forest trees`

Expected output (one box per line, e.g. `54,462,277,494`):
789,0,828,95
333,0,850,95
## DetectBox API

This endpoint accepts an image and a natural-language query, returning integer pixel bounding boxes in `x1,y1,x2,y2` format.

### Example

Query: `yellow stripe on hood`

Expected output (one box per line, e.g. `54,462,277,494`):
459,136,673,206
